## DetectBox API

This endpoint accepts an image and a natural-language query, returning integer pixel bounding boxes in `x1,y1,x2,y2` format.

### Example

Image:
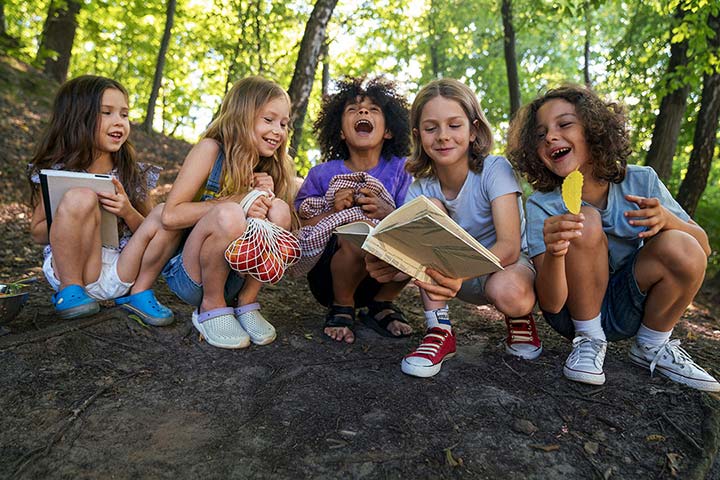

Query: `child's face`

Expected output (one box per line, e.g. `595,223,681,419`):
95,88,129,156
340,96,392,152
416,95,475,171
253,96,290,157
535,98,591,178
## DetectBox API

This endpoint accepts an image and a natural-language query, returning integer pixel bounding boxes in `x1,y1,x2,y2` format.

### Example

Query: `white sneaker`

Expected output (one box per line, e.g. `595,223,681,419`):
192,307,250,349
235,303,276,345
564,336,607,385
629,339,720,392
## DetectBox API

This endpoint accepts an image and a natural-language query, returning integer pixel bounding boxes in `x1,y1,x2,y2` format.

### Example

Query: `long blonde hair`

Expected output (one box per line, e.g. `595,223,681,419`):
203,76,296,203
406,78,493,178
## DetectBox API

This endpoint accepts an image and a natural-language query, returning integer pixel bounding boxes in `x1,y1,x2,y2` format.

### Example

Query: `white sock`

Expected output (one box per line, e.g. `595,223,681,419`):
425,307,452,332
572,314,606,341
636,324,672,347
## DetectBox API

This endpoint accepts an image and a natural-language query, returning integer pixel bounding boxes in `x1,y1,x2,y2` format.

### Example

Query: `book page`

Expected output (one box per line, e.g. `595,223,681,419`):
334,221,374,249
364,195,502,281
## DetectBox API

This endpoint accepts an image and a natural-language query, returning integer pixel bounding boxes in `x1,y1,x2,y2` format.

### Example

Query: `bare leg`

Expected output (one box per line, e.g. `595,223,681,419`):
371,280,412,336
266,198,292,229
484,263,536,317
325,236,366,343
116,204,183,291
634,230,706,331
564,207,608,320
182,202,247,313
50,188,103,289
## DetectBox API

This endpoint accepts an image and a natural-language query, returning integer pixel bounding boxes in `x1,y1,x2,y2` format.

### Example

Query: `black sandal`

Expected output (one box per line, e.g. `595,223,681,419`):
324,305,355,337
359,300,411,338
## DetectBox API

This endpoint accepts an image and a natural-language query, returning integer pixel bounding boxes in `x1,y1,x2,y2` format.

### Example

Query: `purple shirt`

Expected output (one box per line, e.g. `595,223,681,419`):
294,156,412,210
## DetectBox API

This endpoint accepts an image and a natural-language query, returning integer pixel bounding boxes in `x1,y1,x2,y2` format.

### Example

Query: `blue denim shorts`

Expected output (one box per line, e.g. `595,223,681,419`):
542,250,647,342
162,250,245,307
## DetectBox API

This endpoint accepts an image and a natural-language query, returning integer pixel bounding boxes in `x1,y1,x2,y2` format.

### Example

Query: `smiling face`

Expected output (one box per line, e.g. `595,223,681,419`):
253,96,290,157
535,98,592,178
95,88,130,158
340,96,392,152
416,95,475,172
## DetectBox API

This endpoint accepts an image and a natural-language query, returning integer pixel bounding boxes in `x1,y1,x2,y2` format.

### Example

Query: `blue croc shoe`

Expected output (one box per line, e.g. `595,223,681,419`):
52,285,100,319
115,289,175,326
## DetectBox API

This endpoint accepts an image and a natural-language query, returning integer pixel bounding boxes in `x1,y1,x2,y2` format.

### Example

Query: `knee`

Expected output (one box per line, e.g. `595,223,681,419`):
572,207,605,250
210,202,247,239
268,199,291,229
428,197,447,213
56,188,99,220
651,231,706,281
489,276,536,317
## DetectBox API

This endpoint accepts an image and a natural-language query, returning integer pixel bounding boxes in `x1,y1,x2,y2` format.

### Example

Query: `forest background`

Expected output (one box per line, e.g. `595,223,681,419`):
1,0,719,278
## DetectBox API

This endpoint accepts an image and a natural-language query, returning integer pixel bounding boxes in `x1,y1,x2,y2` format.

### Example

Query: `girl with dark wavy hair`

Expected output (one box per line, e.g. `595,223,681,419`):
28,75,176,325
507,84,717,391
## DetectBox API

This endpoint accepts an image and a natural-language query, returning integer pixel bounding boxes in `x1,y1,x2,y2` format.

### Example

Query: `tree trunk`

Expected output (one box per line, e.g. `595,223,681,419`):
645,6,690,183
288,0,339,157
583,1,591,87
501,0,521,117
321,42,330,97
142,0,177,134
36,0,81,83
677,14,720,217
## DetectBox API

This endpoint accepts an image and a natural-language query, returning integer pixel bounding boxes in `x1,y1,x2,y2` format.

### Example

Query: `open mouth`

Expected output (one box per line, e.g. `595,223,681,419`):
109,132,123,139
354,119,373,134
550,147,570,160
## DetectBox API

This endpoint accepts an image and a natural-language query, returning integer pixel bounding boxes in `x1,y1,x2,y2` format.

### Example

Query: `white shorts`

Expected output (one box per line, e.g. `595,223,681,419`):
43,247,134,301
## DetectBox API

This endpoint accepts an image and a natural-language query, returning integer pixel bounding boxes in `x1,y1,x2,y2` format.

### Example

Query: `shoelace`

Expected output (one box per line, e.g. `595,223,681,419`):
506,317,535,343
411,331,449,358
568,337,605,368
647,339,707,376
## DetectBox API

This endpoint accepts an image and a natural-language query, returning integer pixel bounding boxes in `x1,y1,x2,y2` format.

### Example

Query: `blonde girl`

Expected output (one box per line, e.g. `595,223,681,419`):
368,78,540,378
161,76,295,349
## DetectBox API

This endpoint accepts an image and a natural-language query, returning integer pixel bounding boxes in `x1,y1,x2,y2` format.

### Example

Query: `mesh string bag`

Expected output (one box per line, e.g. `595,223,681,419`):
224,190,301,284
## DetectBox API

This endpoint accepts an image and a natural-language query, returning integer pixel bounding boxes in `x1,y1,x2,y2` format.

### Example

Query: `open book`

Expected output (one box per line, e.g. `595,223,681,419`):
335,195,503,283
39,169,119,248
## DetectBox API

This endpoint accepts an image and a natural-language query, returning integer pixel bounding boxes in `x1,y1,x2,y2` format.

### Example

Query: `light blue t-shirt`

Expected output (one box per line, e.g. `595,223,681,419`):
405,155,527,252
526,165,691,272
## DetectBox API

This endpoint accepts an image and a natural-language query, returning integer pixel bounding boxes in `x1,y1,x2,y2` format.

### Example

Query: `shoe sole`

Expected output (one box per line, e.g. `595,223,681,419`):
247,331,277,346
191,316,250,349
506,343,543,360
401,352,456,378
629,353,720,392
118,304,175,327
57,302,100,320
563,366,606,385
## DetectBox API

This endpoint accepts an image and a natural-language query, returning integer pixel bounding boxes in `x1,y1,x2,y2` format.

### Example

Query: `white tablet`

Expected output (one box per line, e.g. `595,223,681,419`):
39,169,119,248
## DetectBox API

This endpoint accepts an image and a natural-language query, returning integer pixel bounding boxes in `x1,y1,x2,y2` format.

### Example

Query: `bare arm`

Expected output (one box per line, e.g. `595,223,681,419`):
161,139,241,230
625,194,711,256
488,193,522,266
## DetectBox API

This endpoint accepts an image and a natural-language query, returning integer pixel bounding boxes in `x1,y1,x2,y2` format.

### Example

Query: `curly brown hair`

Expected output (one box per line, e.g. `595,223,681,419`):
507,84,630,192
314,76,410,162
406,78,493,179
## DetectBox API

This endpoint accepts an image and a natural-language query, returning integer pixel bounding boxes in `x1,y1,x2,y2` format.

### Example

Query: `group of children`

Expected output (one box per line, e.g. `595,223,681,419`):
26,72,719,393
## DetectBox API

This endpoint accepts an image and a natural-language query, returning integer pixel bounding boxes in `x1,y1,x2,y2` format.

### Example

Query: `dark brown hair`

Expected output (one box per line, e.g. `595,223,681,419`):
28,75,143,208
314,76,410,162
406,78,493,178
507,84,630,192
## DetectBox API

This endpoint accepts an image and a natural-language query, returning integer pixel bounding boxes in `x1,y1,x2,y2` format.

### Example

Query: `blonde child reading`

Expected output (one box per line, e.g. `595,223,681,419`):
161,76,295,349
368,78,540,378
507,84,718,391
28,75,176,325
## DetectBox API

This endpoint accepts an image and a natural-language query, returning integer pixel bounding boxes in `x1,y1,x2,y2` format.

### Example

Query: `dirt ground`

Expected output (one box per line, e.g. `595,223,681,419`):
1,57,720,479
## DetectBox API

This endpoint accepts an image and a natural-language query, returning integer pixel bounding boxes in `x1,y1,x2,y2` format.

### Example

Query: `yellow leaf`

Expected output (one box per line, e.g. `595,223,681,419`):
646,434,665,442
562,170,584,214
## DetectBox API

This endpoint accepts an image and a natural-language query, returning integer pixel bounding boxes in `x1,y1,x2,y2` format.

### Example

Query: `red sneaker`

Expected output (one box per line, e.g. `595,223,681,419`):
401,327,456,378
504,314,542,360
